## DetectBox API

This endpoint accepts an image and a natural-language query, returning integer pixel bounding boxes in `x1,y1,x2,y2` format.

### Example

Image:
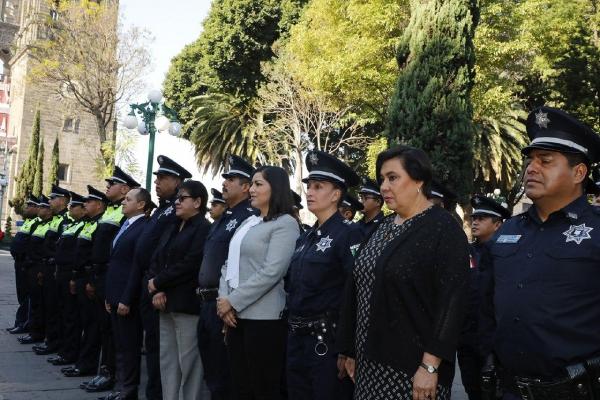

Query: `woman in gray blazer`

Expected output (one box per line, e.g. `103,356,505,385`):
218,166,300,400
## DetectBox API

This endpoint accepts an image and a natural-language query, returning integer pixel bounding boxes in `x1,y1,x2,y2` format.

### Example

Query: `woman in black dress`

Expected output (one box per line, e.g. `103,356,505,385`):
338,145,469,400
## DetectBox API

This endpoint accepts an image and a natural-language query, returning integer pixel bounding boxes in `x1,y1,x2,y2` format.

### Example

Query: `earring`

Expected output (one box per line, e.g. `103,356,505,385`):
417,187,421,194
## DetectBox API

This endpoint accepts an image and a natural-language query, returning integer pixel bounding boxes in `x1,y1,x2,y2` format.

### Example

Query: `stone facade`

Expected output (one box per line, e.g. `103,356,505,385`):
0,0,106,226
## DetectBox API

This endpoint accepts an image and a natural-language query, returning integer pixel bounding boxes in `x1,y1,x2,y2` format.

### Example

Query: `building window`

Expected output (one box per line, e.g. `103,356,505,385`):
63,117,73,132
74,119,80,134
58,164,69,181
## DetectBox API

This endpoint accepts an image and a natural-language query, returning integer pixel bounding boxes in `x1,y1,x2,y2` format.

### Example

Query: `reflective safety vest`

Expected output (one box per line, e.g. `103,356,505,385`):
61,220,86,237
19,217,40,234
100,204,124,227
32,219,52,239
49,212,72,233
79,220,99,241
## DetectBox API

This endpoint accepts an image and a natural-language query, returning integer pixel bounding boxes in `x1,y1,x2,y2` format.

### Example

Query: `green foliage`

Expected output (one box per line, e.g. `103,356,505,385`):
33,139,44,197
10,111,41,214
4,215,12,239
365,137,388,179
388,0,478,201
286,0,408,126
46,137,59,193
164,0,284,134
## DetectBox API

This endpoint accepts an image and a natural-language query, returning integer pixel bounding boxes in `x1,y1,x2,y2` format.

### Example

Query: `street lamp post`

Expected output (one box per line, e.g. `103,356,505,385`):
123,89,182,189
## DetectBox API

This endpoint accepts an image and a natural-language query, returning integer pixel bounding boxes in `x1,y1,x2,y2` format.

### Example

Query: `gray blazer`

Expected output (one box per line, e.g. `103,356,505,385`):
219,213,300,320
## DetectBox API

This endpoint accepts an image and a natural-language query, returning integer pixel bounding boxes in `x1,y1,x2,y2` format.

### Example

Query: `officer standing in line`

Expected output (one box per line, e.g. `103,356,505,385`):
292,190,310,231
197,155,257,400
209,188,227,223
63,186,107,379
338,193,363,222
7,195,41,335
457,195,510,400
17,195,54,345
356,177,384,239
480,107,600,400
34,185,73,356
126,155,191,400
83,167,140,393
286,150,359,400
47,192,88,366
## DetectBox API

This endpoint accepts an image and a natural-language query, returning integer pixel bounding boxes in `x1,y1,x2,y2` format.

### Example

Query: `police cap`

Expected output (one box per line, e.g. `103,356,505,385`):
358,177,382,198
302,150,360,189
471,195,511,220
341,193,364,212
86,185,108,203
69,191,86,206
291,190,303,210
26,195,39,206
38,195,51,208
153,155,192,179
210,188,226,205
49,184,71,199
106,166,140,188
222,155,255,180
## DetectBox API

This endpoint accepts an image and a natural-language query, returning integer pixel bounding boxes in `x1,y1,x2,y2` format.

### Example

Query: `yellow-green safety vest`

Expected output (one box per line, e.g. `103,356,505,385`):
49,213,72,233
32,219,52,239
19,217,40,234
99,204,124,227
78,220,99,241
61,220,86,237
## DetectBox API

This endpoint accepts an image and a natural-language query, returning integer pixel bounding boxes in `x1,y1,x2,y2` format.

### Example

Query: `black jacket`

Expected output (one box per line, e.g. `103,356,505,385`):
150,213,211,315
338,206,469,386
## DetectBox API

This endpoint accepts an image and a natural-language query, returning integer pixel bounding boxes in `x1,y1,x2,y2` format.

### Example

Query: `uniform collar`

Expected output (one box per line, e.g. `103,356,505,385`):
362,211,384,225
110,199,124,208
527,194,590,223
311,211,344,236
228,198,253,214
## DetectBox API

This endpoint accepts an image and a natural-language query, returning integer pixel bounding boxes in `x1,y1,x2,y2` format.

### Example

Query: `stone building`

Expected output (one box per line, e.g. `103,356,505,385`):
0,0,105,226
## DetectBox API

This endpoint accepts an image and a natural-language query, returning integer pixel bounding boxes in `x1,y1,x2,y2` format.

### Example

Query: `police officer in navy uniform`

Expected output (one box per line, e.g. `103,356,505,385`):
197,155,257,400
63,186,107,379
34,185,73,356
356,177,384,239
209,188,227,224
17,195,54,345
128,155,191,400
286,150,359,400
8,195,41,334
480,106,600,400
338,193,363,222
458,195,510,400
292,190,311,231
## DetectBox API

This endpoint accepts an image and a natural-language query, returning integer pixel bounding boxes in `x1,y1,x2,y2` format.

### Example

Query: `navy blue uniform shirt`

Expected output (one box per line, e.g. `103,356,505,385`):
286,212,356,317
198,199,256,288
481,195,600,378
357,211,384,240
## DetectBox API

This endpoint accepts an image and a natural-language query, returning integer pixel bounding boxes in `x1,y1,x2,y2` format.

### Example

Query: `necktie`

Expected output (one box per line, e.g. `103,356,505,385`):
112,220,130,248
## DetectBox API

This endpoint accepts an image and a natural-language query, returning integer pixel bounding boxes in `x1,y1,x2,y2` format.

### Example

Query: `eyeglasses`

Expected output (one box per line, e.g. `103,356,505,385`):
176,195,194,203
359,195,379,201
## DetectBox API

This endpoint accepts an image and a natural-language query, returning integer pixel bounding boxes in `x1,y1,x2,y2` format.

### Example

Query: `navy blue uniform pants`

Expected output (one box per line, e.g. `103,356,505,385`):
76,277,100,372
13,257,29,328
286,332,352,400
502,392,521,400
56,272,81,361
94,273,115,375
26,263,45,340
139,277,162,400
42,264,61,349
457,344,483,400
198,299,231,400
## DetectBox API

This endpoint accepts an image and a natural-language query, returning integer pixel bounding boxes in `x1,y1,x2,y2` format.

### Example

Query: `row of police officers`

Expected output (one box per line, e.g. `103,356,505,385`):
6,105,600,400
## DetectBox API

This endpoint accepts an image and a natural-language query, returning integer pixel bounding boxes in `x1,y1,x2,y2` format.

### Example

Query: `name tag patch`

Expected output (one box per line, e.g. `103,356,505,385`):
497,235,521,244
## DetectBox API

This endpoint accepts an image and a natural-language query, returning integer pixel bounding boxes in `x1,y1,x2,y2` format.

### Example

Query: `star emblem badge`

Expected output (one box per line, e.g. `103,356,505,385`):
308,152,319,166
161,206,173,217
535,111,550,129
226,218,238,232
563,223,593,245
316,235,333,252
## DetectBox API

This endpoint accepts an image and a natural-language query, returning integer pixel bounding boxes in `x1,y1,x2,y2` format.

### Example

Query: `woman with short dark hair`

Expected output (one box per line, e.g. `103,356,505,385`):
217,166,300,400
147,180,212,400
338,145,469,400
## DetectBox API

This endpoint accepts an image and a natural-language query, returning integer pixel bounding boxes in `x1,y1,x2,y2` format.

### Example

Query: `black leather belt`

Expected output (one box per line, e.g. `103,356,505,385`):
196,288,218,301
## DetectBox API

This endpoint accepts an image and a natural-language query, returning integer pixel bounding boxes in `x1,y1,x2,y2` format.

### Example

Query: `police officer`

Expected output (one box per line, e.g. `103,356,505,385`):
17,195,53,345
286,150,359,400
209,188,227,222
82,167,140,392
458,195,510,400
47,192,88,366
356,177,384,238
34,185,73,356
197,155,257,400
63,186,107,378
480,107,600,400
338,193,363,222
292,190,311,232
8,196,41,334
129,155,191,400
429,179,463,224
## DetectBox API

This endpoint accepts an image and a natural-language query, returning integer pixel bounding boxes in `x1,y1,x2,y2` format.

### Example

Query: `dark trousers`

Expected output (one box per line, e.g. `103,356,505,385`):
110,304,142,399
286,332,352,400
13,257,30,328
198,299,231,400
502,392,521,400
76,277,100,372
140,278,162,400
57,272,81,361
227,318,287,400
95,274,115,375
458,344,484,400
26,263,45,340
42,264,61,349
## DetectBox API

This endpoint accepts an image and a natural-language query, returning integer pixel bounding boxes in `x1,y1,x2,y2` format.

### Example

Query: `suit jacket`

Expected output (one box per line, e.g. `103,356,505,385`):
337,206,469,386
105,216,147,305
151,213,211,315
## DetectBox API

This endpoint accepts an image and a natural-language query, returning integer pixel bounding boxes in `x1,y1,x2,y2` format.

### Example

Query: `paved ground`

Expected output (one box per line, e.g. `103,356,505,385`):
0,249,468,399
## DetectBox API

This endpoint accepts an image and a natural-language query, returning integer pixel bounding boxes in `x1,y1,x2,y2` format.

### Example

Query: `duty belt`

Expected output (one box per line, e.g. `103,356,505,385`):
288,313,338,356
196,288,218,301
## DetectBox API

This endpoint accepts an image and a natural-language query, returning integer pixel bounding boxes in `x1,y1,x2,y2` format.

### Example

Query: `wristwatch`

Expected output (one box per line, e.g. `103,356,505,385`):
420,362,439,374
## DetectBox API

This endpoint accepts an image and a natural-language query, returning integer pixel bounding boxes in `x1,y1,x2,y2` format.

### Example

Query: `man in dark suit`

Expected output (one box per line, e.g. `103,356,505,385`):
102,188,151,400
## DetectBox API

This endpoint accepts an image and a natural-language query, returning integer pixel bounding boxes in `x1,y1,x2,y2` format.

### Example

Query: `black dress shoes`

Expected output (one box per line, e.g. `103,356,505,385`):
98,392,122,400
34,346,58,355
50,356,73,366
17,335,43,344
86,375,115,392
47,355,61,363
8,326,27,334
63,368,94,377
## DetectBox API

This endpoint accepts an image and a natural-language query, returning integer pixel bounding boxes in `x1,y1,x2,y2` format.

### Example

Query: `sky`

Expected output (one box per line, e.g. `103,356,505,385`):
119,0,221,194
